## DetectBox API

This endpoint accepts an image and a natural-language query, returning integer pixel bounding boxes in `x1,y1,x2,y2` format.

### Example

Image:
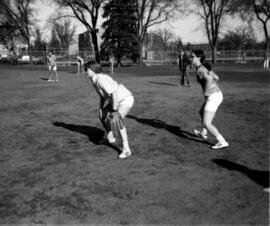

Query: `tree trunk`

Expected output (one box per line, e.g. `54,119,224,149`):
27,39,33,64
90,31,100,63
263,22,269,52
211,45,217,64
138,39,143,65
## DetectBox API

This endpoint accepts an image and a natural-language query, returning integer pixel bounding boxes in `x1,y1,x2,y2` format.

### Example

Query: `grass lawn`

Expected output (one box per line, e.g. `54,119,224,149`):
0,63,269,225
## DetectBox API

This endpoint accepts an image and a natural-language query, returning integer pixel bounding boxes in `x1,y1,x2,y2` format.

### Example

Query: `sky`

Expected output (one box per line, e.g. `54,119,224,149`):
34,1,265,44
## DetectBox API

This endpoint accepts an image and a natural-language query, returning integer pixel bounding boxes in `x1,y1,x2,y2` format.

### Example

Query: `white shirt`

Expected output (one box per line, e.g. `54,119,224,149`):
91,73,132,102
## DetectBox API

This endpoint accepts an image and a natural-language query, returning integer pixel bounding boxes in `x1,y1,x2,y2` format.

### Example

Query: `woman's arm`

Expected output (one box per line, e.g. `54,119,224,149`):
210,71,219,81
110,91,118,111
99,96,105,109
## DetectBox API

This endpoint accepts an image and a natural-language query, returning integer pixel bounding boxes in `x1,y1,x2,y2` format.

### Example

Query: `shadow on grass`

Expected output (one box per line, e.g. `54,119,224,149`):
40,77,49,81
212,159,270,188
127,115,212,145
53,122,121,154
149,81,179,86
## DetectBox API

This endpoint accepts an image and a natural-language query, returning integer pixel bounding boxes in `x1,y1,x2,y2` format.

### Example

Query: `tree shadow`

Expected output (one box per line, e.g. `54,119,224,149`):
127,115,212,145
149,81,178,86
53,122,121,154
212,159,269,188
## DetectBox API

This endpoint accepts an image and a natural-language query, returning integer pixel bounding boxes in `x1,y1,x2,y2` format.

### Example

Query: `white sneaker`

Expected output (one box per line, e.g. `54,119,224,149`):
212,141,229,149
107,133,116,144
194,129,208,139
119,149,131,159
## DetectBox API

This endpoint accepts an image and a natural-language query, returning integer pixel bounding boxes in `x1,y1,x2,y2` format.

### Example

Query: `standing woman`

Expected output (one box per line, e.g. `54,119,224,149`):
47,52,59,82
76,55,84,75
109,53,115,74
190,50,229,149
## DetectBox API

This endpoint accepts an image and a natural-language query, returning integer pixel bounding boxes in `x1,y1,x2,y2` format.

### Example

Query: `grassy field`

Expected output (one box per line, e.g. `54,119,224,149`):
0,63,269,225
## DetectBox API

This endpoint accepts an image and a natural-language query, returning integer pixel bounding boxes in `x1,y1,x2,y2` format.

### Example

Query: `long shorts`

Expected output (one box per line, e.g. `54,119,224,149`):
118,96,134,108
204,91,223,112
49,65,57,71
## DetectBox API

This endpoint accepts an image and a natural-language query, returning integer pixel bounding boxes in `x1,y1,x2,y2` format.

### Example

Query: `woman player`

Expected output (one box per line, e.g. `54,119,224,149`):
190,50,229,149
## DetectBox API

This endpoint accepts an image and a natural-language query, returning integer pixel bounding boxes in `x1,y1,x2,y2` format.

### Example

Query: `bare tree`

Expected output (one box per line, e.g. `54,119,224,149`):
154,28,176,51
135,0,183,64
55,0,105,63
229,0,270,53
0,9,18,53
0,0,35,60
221,26,255,50
191,0,231,63
52,19,76,53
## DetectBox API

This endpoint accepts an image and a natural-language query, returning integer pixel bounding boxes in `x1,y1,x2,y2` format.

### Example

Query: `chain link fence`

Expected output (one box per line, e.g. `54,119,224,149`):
143,50,269,65
0,49,269,66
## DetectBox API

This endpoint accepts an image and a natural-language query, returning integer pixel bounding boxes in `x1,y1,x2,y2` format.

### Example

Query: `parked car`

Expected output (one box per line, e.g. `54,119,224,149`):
17,55,44,64
0,54,8,62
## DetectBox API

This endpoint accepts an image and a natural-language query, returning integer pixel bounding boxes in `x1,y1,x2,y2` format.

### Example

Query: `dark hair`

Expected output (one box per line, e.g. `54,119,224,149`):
84,61,102,73
202,62,212,71
192,50,205,63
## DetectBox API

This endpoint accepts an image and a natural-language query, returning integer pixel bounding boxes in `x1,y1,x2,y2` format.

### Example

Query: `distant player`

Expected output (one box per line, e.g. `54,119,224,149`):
47,52,59,82
108,53,115,74
190,50,229,149
84,61,134,159
77,55,84,75
263,52,269,69
177,48,191,87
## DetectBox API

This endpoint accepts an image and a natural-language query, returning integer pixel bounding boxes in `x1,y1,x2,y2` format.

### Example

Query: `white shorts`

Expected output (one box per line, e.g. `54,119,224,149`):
204,91,223,112
49,65,57,71
118,96,134,108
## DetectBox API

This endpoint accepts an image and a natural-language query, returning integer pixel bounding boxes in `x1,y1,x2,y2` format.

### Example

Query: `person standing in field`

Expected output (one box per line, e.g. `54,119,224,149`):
109,53,115,74
177,48,191,87
190,50,229,149
47,52,59,82
263,52,269,69
84,60,134,159
76,55,84,75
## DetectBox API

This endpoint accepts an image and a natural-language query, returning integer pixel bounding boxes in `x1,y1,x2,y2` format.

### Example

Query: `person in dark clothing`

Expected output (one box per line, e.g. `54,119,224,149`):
177,49,191,87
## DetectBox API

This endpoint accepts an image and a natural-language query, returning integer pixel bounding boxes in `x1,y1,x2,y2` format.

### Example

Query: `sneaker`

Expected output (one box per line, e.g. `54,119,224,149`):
48,79,53,82
119,149,131,159
194,129,208,139
212,141,229,149
107,133,116,144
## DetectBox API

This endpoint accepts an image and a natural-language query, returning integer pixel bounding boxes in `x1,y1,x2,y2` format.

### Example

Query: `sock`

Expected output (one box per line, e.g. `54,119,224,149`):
201,128,208,136
107,131,114,138
119,127,130,151
216,134,226,143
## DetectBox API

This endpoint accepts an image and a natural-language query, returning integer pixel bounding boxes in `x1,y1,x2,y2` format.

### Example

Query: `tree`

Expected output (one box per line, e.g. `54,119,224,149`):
52,19,76,53
229,0,270,53
0,24,18,53
101,0,138,65
49,29,61,51
220,26,255,50
154,28,176,51
32,28,46,51
191,0,231,63
134,0,182,64
0,7,17,52
0,0,35,61
55,0,105,63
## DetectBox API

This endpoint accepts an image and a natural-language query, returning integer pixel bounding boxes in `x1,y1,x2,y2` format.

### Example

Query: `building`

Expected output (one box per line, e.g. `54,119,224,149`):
78,31,94,55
